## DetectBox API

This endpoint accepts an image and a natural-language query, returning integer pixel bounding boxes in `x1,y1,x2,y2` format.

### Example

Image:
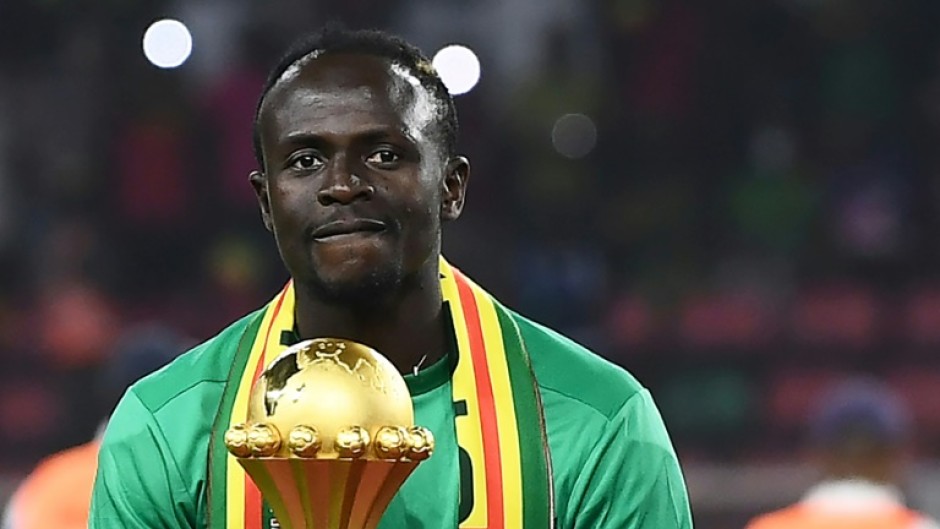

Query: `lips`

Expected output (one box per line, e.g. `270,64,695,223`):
311,218,388,241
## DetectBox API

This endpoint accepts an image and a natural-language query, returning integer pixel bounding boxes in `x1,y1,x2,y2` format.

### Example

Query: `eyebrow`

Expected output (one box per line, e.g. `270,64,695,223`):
279,127,419,149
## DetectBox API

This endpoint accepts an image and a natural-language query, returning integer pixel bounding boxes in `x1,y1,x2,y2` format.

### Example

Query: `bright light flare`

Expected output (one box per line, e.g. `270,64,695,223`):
552,113,598,159
142,19,193,69
432,45,481,96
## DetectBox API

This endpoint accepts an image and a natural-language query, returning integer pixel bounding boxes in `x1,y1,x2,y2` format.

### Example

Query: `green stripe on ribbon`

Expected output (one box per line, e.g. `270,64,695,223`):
494,303,554,529
208,311,265,529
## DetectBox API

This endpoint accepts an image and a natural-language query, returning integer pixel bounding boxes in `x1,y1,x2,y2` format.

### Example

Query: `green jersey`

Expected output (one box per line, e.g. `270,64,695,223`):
90,308,691,528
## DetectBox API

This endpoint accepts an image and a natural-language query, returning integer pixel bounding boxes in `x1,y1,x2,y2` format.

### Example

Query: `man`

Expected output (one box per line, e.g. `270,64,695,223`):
90,27,691,529
745,378,938,529
3,324,189,529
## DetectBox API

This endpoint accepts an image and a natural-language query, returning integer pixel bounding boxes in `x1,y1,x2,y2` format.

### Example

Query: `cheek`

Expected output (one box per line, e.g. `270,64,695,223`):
269,182,307,226
400,182,440,228
268,185,312,254
399,194,442,258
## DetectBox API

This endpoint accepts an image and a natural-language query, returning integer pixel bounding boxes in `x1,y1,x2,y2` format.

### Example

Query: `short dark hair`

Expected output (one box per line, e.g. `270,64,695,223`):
251,26,459,169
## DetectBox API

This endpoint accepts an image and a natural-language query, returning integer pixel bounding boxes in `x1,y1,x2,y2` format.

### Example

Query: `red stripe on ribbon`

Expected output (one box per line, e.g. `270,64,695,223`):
455,270,504,529
254,284,290,382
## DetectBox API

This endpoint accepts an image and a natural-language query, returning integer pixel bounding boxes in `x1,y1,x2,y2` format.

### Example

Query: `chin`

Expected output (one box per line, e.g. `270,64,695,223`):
307,259,405,306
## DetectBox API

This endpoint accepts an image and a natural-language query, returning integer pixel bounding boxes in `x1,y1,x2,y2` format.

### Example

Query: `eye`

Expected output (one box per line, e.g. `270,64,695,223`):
287,152,323,171
366,149,401,167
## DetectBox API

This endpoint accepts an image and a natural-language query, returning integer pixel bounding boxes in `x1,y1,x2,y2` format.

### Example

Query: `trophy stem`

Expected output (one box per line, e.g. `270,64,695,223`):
239,459,420,529
357,462,419,529
242,460,307,528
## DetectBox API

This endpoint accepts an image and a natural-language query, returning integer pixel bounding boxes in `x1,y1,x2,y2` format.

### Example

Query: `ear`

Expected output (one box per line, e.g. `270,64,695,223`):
249,170,274,232
441,156,470,222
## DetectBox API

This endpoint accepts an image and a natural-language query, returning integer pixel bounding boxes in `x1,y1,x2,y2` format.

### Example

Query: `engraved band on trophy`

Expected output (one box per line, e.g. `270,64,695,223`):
225,338,435,529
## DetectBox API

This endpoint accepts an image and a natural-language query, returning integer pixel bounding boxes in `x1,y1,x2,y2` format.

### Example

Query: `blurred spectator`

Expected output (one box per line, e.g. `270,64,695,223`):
0,90,12,253
36,280,117,370
0,442,97,529
0,323,191,529
744,378,939,529
725,122,818,261
393,0,599,91
114,105,191,231
176,0,250,87
199,58,266,210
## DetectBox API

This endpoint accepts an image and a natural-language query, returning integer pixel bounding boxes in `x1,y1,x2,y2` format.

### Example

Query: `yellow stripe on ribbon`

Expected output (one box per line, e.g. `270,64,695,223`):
471,284,523,528
226,283,295,529
442,263,489,528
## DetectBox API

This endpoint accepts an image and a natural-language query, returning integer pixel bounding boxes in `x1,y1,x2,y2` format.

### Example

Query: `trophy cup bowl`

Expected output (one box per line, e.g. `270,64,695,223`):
225,338,434,529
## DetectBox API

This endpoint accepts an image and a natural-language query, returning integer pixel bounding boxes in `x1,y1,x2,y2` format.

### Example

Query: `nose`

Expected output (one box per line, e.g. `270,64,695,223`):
316,161,375,206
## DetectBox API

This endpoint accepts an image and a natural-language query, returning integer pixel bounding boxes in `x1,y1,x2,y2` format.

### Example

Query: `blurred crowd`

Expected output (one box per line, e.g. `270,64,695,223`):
2,0,940,524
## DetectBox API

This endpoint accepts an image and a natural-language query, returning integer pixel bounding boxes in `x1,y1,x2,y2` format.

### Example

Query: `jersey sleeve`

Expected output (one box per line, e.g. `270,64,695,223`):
564,389,693,529
89,390,197,528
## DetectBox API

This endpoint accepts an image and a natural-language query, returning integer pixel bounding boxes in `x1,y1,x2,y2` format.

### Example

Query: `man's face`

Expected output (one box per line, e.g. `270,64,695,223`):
252,53,468,304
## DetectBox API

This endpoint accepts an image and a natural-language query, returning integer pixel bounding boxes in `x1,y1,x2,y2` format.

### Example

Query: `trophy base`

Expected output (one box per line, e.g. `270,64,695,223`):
239,458,420,529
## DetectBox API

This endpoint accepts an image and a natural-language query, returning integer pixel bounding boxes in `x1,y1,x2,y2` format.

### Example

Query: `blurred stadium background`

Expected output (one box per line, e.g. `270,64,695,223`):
2,0,940,527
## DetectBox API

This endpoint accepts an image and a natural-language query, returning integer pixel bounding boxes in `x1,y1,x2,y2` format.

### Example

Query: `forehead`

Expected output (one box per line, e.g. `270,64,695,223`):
259,53,436,145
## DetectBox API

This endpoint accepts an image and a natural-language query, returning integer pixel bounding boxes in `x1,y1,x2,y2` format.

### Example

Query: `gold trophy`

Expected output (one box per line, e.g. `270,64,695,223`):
224,338,434,529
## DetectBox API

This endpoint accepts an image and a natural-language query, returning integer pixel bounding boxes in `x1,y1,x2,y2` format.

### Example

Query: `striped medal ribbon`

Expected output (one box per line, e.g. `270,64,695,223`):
208,259,553,529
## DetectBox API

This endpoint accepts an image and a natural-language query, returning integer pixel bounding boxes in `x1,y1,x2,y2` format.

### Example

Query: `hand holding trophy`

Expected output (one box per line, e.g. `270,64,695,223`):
224,338,434,529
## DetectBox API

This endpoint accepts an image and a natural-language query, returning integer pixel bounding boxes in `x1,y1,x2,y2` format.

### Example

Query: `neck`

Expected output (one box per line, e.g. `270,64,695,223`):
293,265,446,374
